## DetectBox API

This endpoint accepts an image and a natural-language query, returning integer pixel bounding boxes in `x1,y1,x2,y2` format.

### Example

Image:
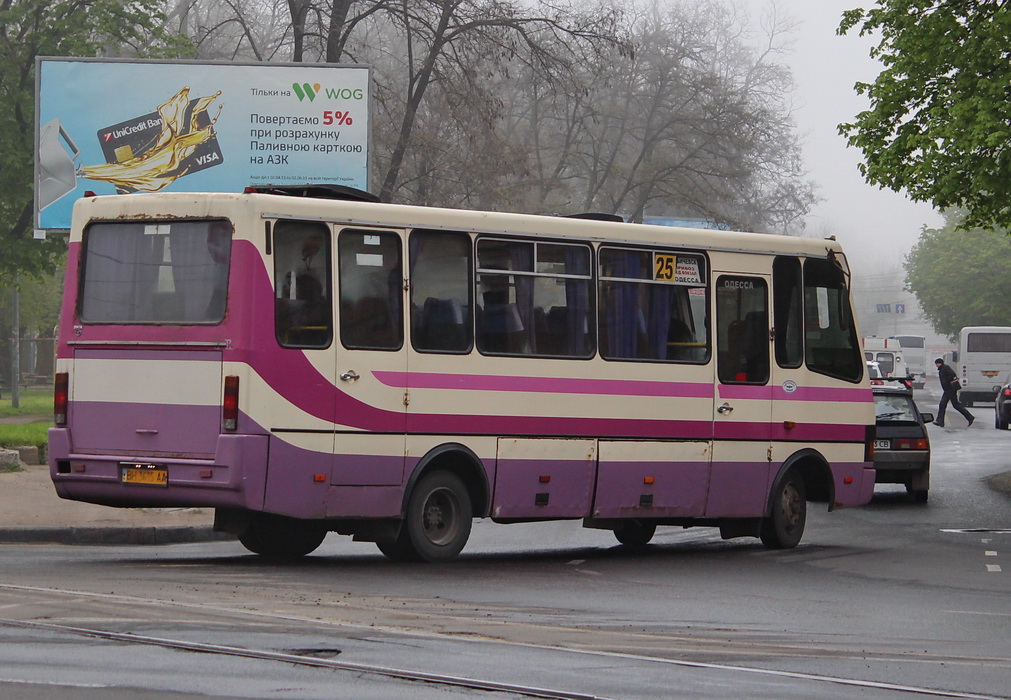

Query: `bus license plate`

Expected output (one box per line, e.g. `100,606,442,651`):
121,463,168,486
873,439,891,450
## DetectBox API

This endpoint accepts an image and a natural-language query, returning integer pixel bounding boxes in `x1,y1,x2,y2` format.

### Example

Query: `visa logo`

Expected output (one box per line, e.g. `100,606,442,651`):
195,152,221,166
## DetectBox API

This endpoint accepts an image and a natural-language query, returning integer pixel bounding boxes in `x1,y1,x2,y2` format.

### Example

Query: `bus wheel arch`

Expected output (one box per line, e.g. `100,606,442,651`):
760,450,830,550
403,443,489,517
378,444,487,562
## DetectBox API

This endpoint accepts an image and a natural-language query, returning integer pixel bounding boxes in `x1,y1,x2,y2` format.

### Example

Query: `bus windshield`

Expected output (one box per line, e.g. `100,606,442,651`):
79,219,231,324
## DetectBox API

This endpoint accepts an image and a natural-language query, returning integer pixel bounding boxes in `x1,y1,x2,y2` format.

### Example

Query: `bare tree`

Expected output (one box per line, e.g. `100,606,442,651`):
507,0,813,231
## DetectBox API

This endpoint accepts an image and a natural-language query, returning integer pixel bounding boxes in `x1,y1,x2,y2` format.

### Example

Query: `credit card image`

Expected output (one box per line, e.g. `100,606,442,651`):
96,99,224,192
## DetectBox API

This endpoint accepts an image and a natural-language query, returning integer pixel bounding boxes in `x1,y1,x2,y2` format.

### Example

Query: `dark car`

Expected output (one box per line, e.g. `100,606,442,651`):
994,382,1011,429
873,383,934,502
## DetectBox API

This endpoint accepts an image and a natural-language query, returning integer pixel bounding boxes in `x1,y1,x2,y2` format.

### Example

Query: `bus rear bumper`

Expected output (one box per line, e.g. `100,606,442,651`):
48,428,267,511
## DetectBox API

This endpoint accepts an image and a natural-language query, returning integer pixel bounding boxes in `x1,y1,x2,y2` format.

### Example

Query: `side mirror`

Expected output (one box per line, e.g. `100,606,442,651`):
994,385,1002,393
920,412,934,424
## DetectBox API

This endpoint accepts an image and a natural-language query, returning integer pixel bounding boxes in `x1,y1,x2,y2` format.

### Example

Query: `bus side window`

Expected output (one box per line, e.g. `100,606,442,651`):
475,238,593,358
338,229,403,351
716,276,769,384
803,258,862,381
410,230,473,353
273,221,333,348
598,247,708,363
773,256,803,368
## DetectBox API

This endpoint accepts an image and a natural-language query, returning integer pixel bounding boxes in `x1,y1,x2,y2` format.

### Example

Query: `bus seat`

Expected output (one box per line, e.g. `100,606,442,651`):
419,297,467,351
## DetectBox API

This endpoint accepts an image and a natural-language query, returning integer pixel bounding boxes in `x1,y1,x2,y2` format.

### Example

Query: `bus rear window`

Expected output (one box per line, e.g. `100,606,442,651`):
79,220,231,324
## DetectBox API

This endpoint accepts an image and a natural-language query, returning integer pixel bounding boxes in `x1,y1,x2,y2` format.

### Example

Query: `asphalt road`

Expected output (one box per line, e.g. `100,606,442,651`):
0,385,1007,699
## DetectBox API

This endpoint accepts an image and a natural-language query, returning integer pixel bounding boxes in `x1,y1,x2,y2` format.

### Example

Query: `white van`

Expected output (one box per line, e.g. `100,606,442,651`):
862,337,909,380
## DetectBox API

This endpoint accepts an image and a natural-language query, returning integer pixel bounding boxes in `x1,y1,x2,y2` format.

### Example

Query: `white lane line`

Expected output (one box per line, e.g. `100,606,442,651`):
986,564,1002,572
984,551,997,556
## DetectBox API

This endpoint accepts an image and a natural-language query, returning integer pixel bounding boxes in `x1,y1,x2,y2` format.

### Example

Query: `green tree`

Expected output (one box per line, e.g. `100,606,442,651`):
0,0,190,285
838,2,1011,231
905,212,1011,338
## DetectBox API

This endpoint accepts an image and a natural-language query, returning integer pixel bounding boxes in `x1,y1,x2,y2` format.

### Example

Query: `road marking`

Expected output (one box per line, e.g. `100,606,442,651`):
984,551,997,556
986,564,1002,573
940,528,1011,534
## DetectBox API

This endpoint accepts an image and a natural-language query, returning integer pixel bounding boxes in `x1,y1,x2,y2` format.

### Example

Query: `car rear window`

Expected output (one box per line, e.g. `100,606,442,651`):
874,393,919,422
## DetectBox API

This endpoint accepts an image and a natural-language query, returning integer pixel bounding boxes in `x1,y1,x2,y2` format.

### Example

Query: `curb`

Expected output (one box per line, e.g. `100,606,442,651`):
0,526,235,546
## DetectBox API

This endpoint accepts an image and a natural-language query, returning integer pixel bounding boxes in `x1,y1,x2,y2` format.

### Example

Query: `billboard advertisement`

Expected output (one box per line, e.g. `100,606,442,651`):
35,58,370,230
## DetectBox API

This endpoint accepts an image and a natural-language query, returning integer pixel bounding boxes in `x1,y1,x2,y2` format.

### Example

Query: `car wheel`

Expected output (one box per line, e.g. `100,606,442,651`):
998,409,1009,430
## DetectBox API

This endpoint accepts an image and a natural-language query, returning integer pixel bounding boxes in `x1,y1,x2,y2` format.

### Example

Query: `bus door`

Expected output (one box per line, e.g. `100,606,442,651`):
708,273,773,517
332,227,408,490
266,219,341,517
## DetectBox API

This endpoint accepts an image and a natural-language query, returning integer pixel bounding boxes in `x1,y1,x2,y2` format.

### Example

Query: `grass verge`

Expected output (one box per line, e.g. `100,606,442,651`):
0,389,52,419
0,420,51,453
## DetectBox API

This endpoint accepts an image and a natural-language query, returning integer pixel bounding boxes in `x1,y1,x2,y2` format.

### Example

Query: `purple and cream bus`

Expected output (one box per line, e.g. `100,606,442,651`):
49,186,875,561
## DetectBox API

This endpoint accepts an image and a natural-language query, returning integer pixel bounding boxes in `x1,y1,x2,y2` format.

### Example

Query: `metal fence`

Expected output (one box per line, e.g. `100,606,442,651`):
1,336,56,395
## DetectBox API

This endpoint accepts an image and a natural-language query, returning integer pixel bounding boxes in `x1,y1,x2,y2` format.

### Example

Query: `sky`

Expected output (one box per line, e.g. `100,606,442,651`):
767,0,944,276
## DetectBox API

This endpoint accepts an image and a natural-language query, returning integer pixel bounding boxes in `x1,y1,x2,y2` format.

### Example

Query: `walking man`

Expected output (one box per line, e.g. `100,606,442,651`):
933,357,974,427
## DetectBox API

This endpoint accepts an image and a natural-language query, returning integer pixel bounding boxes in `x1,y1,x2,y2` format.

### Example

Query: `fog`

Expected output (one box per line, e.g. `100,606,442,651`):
771,0,946,345
772,0,943,274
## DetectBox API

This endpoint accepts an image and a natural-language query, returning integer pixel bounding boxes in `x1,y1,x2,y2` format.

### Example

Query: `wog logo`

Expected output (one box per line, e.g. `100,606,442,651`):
292,82,321,102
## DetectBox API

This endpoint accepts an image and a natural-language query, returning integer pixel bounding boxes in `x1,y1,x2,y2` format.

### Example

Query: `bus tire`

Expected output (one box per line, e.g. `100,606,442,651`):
395,471,473,562
613,520,656,546
237,513,326,560
376,535,422,562
760,468,806,549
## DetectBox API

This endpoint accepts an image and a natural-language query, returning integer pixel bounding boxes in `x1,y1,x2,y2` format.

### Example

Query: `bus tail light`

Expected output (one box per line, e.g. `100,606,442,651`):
54,372,69,426
223,375,239,431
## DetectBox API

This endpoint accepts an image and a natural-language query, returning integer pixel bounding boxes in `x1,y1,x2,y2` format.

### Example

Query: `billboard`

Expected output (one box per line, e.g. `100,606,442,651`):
35,58,370,230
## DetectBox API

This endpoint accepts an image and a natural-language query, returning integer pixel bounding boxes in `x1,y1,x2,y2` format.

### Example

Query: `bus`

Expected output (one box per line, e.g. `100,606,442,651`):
49,186,875,561
890,335,926,388
955,326,1011,406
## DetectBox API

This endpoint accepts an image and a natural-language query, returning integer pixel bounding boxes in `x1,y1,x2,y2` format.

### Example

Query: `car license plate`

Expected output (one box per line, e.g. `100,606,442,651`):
873,439,891,450
121,463,168,486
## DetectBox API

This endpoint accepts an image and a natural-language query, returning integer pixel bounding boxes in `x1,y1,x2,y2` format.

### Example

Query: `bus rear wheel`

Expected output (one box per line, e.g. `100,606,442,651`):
237,513,326,559
613,520,656,546
760,468,806,549
379,471,472,562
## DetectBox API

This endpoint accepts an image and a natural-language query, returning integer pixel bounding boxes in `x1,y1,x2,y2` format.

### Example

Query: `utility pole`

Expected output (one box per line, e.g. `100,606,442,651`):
11,273,19,409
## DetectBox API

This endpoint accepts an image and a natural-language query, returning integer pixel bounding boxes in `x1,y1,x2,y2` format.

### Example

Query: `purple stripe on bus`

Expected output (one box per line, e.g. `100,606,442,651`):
714,421,867,442
375,371,713,398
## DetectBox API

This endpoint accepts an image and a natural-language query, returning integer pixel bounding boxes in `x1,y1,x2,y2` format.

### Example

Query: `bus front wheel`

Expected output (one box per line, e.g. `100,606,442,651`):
379,471,473,562
238,513,326,559
760,468,806,549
